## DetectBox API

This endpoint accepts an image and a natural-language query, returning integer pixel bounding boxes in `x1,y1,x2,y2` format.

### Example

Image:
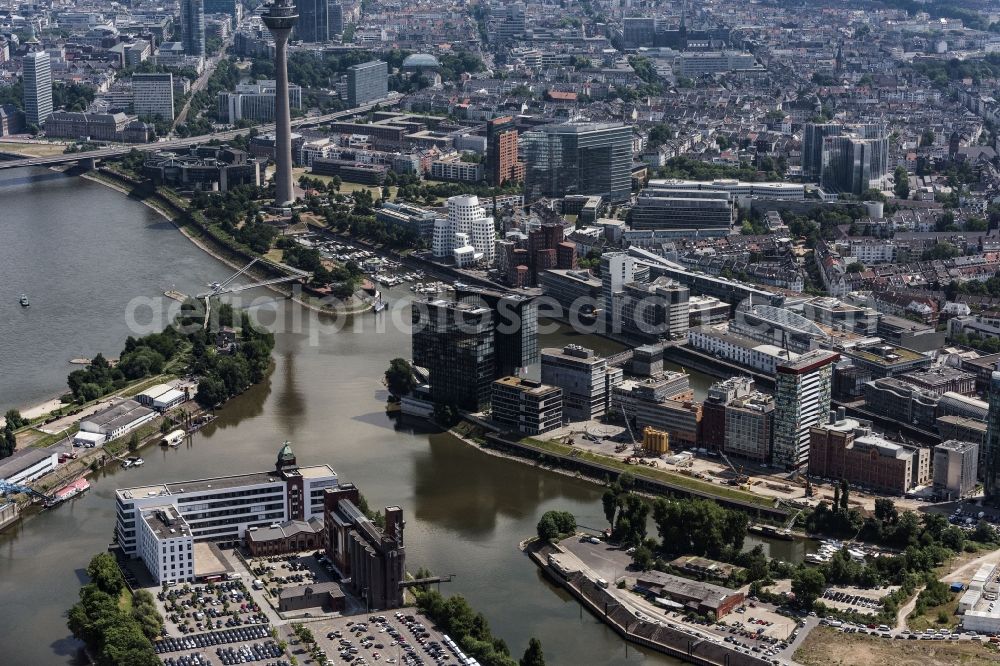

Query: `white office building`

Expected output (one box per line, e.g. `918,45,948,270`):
115,443,337,557
133,72,175,120
218,80,303,123
137,505,196,584
23,50,53,126
431,195,496,266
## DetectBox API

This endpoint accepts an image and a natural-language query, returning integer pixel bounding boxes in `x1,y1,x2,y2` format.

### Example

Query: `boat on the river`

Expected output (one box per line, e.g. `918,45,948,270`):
44,478,90,508
19,294,29,307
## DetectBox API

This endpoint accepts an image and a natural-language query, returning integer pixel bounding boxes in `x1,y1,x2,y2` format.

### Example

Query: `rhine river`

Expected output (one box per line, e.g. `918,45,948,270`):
0,168,799,665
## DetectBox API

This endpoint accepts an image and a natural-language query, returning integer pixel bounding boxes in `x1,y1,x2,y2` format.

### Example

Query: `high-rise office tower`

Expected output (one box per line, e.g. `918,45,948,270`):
523,123,633,203
328,2,344,35
486,116,521,187
804,122,889,194
821,127,890,195
23,51,53,127
133,73,175,120
600,252,649,333
802,124,843,181
456,285,539,379
411,299,495,411
205,0,240,20
262,0,299,206
985,371,1000,498
772,350,839,470
180,0,206,57
296,0,329,42
346,60,388,107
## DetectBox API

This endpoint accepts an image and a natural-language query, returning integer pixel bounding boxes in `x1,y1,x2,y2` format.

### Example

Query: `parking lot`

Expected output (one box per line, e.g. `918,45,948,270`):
154,624,286,666
722,603,798,641
246,551,343,604
302,609,462,665
156,579,270,636
819,585,896,616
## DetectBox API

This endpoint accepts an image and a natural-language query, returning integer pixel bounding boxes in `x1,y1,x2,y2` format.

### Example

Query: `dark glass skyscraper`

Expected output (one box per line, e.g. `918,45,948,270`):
523,123,633,203
985,371,1000,499
296,0,329,42
411,299,495,412
180,0,206,57
329,2,344,35
455,286,539,379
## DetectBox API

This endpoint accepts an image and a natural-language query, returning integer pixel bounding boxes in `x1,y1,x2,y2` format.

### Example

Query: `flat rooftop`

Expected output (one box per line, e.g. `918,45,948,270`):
193,541,231,578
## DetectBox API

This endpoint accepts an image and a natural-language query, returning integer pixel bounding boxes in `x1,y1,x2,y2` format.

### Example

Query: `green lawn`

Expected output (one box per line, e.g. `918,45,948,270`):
519,437,774,506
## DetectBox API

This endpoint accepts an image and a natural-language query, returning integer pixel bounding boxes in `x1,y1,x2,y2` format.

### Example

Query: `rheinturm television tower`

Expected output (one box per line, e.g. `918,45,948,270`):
262,0,298,206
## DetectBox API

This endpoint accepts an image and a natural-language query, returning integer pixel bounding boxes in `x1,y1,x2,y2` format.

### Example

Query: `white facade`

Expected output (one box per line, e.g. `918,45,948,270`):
432,195,496,265
137,506,195,584
23,51,53,126
133,72,175,120
688,325,800,374
115,464,337,556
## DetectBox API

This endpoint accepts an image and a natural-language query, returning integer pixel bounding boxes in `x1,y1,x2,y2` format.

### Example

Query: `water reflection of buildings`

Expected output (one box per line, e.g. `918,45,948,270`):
411,433,599,536
276,351,305,435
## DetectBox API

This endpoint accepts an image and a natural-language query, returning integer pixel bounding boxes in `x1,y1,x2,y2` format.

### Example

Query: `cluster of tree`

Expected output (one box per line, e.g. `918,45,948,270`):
658,156,782,183
67,329,181,402
652,498,748,560
804,480,862,537
174,58,242,137
1,423,15,459
67,553,162,666
414,589,545,666
535,510,577,542
912,53,1000,87
601,473,649,548
912,578,955,621
921,241,962,261
393,172,522,206
792,497,999,612
894,166,910,200
646,123,674,150
253,49,412,90
384,358,417,398
190,306,275,408
438,52,486,83
231,215,276,254
53,82,97,113
948,273,1000,299
0,409,37,462
627,56,664,94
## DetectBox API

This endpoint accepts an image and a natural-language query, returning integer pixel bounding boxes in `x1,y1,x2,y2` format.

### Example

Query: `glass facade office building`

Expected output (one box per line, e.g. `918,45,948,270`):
180,0,206,57
297,0,329,42
523,123,633,203
411,299,496,411
347,60,388,107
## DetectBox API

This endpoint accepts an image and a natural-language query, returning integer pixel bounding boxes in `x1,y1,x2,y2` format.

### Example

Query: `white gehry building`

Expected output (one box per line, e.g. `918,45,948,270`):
432,195,496,267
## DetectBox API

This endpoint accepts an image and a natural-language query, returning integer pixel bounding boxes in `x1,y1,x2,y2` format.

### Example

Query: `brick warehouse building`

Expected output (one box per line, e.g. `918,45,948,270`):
324,484,406,610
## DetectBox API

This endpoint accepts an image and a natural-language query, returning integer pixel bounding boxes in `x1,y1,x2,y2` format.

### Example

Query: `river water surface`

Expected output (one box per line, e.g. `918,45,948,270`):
0,168,805,665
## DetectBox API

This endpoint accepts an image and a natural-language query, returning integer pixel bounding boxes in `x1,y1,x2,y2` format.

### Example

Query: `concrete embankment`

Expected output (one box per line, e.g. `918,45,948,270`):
482,433,788,521
526,540,771,666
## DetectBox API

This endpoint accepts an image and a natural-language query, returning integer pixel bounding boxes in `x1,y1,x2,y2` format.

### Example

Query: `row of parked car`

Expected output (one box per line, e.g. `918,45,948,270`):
821,589,881,611
215,642,284,665
155,625,272,654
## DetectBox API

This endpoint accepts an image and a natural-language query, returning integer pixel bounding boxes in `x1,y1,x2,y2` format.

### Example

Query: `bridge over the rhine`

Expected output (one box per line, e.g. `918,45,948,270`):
0,97,398,171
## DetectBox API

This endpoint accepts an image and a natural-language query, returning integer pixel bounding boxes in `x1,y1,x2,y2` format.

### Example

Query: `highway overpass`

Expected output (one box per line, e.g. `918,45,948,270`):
0,97,399,171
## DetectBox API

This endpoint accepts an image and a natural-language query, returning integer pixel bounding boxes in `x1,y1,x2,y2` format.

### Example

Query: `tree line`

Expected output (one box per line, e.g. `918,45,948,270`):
67,553,162,666
415,589,545,666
